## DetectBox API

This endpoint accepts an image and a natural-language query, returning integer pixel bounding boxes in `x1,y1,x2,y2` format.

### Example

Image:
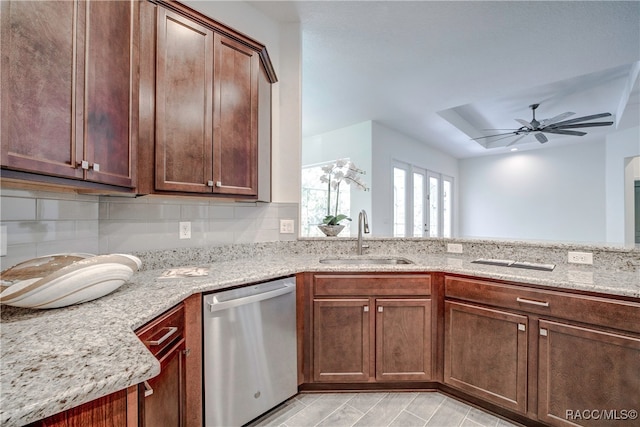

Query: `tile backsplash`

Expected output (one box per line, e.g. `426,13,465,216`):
0,188,298,269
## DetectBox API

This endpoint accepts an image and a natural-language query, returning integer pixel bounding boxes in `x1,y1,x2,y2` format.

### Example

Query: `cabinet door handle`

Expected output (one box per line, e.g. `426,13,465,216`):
540,328,548,337
518,323,526,332
79,160,90,170
91,163,100,172
143,380,154,398
207,180,214,187
146,326,178,346
215,181,222,187
363,306,369,312
378,306,383,313
516,297,549,307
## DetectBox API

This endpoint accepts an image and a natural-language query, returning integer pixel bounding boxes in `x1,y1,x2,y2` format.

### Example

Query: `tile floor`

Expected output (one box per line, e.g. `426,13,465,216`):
249,392,521,427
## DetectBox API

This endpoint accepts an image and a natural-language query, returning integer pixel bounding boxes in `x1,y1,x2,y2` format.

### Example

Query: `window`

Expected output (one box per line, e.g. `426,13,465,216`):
301,161,352,237
393,162,453,238
393,167,407,237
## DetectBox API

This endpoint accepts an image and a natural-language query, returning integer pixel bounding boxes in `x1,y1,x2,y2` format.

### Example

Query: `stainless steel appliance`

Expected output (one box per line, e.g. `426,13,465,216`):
203,277,297,426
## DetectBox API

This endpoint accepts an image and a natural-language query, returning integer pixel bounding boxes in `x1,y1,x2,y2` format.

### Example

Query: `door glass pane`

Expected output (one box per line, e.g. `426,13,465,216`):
413,172,424,237
443,178,452,238
429,176,439,237
394,167,406,237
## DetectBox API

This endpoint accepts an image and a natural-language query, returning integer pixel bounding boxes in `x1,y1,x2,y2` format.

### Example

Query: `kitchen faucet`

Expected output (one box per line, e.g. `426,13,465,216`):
357,209,370,255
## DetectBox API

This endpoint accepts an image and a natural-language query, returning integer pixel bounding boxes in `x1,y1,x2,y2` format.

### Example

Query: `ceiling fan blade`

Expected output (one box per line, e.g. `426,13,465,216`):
471,131,521,140
549,112,612,127
547,121,613,130
535,133,548,143
505,134,527,147
540,112,575,127
542,129,587,136
515,119,532,129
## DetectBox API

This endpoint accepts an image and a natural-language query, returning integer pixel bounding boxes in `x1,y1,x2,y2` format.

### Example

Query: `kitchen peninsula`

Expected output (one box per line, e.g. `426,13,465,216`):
1,239,639,427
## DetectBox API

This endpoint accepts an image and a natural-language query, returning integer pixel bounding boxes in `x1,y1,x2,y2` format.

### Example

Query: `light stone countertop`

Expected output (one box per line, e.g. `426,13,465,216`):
1,250,639,427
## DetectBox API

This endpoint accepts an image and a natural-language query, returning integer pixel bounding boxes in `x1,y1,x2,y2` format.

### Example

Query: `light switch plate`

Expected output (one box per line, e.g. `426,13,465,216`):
280,219,295,234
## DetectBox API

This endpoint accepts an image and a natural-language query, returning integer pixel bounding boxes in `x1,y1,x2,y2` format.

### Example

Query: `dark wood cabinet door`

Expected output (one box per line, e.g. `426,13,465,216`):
313,298,371,382
83,0,138,187
155,8,213,193
1,0,84,179
212,33,259,196
444,301,528,414
142,340,186,427
538,320,640,427
375,298,432,381
24,388,136,427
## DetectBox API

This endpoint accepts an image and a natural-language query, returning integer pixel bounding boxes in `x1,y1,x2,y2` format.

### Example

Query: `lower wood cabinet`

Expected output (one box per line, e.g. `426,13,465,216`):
444,275,640,427
537,320,640,427
25,387,137,427
444,301,528,414
308,274,433,384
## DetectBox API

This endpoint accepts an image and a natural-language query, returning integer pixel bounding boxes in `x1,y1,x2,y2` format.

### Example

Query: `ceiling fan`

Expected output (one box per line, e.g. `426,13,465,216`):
472,103,614,147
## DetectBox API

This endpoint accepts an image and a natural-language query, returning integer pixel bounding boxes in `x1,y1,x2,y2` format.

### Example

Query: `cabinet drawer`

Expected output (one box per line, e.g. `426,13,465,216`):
136,304,185,358
445,276,640,334
314,274,431,296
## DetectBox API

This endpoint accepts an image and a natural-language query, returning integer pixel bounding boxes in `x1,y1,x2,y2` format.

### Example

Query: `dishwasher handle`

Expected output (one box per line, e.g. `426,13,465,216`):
207,281,295,313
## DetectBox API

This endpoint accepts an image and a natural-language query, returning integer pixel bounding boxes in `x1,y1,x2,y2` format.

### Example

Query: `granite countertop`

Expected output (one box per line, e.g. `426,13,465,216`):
1,251,639,426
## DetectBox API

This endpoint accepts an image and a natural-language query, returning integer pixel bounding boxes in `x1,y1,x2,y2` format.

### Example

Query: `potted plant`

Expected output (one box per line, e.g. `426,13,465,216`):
318,159,368,237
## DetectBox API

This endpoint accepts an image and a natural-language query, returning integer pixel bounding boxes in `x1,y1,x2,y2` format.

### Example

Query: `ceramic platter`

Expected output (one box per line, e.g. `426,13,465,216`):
0,254,142,309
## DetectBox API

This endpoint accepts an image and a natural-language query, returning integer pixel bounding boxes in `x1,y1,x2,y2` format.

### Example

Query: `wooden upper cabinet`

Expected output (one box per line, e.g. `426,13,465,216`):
155,7,214,193
83,0,139,187
1,0,83,179
1,0,139,188
147,2,271,198
213,34,259,196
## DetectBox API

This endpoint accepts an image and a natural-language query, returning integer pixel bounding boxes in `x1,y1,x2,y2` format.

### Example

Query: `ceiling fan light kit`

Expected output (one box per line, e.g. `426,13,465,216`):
472,103,614,148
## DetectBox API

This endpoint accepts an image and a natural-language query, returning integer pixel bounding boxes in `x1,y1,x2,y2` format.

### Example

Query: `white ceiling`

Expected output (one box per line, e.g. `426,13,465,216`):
248,1,640,159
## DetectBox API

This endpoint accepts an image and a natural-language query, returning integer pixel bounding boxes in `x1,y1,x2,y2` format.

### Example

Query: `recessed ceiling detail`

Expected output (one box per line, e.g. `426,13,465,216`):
438,62,639,151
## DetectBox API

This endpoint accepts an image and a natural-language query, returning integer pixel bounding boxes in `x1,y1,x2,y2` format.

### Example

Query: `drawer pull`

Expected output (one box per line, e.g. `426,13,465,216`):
516,297,549,307
146,326,178,346
143,380,154,397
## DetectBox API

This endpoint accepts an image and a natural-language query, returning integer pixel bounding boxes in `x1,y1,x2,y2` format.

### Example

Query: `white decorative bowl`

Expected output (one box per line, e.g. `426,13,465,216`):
0,254,141,309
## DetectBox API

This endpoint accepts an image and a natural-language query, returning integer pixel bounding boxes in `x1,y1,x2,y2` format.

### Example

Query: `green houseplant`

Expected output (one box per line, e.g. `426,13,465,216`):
318,159,368,236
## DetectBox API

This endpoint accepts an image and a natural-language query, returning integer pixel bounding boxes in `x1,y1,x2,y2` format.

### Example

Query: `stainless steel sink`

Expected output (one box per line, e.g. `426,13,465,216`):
319,257,413,265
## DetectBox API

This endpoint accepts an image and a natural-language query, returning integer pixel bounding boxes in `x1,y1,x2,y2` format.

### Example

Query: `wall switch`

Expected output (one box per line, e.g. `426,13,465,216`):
447,243,463,254
0,226,6,257
280,219,295,234
179,222,191,239
568,251,593,265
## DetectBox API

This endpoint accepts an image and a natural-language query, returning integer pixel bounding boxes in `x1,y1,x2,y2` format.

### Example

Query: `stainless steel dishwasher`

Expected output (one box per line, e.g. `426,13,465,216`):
203,276,297,427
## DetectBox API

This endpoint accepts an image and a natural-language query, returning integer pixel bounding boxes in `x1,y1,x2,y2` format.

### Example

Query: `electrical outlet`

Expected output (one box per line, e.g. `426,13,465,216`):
447,243,463,254
568,251,593,265
179,222,191,239
280,219,295,234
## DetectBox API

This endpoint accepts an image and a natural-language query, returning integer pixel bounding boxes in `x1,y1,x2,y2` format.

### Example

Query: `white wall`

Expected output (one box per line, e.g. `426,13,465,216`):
371,122,459,236
459,139,607,243
182,1,302,203
605,125,640,244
